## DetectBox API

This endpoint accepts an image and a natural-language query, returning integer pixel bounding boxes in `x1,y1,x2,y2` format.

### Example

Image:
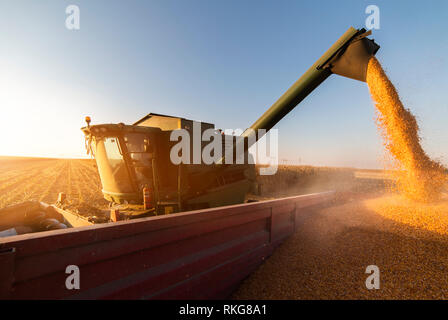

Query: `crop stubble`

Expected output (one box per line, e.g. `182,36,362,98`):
0,158,106,210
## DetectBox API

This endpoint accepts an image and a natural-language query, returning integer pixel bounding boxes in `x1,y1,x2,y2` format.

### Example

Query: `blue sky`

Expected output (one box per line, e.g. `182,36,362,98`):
0,0,447,168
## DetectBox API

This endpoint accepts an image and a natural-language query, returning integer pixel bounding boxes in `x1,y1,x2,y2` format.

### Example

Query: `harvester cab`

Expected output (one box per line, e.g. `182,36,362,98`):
82,27,380,216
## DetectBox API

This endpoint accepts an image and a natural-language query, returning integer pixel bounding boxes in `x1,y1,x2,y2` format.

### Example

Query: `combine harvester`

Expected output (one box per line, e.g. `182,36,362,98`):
0,27,379,299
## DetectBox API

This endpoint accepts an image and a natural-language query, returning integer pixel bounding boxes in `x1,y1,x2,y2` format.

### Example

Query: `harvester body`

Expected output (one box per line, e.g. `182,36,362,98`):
83,27,380,215
82,115,255,215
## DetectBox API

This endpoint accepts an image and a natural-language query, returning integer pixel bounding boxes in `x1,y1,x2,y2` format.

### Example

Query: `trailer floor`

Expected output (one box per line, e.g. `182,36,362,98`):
233,193,448,299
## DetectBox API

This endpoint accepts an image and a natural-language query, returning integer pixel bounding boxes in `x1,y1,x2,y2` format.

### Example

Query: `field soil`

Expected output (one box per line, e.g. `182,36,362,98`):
0,157,106,212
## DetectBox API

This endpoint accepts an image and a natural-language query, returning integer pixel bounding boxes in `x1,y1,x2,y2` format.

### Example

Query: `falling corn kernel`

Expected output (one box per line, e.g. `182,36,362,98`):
366,57,447,202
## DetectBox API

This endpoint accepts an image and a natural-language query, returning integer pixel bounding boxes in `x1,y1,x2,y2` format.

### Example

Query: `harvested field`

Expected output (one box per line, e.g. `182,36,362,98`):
0,157,107,212
233,193,448,299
